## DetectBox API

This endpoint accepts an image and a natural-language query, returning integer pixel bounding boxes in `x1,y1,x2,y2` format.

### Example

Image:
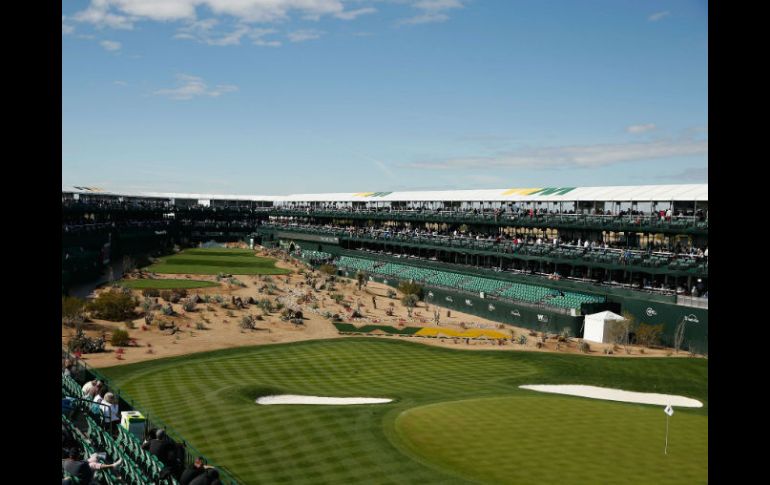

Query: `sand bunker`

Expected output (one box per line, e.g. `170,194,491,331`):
519,385,702,408
256,395,392,405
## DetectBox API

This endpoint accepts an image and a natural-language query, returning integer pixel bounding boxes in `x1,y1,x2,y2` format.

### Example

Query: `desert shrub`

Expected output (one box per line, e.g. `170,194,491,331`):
518,335,528,345
214,295,224,304
168,293,182,304
88,290,137,321
124,320,135,329
636,323,664,348
319,264,337,276
331,294,344,305
386,289,397,299
275,302,285,311
240,315,255,329
161,304,175,316
196,322,207,330
259,299,273,313
559,327,572,341
160,290,172,301
176,288,188,298
182,300,196,312
226,310,235,317
144,312,155,326
110,329,131,347
142,288,160,298
68,329,105,354
398,281,423,299
62,296,86,327
579,341,591,353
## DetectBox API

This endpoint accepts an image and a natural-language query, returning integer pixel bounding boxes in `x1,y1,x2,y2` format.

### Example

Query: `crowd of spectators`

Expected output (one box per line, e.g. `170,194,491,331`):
62,360,224,485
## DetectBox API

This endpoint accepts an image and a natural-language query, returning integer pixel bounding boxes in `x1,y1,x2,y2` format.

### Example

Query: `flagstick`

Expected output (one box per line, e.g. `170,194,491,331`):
664,413,669,455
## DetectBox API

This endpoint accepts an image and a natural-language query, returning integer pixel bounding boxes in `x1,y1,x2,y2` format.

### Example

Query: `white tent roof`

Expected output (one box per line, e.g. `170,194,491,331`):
585,311,626,321
62,183,707,203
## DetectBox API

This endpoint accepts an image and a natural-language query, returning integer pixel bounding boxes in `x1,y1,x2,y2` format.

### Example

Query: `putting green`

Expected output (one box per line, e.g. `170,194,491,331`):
395,396,707,485
96,339,707,484
145,248,291,275
118,279,220,289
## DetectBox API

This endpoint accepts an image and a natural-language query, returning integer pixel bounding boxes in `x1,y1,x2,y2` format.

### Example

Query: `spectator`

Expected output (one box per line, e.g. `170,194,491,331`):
82,379,102,397
87,453,122,473
144,429,176,467
190,468,221,485
100,392,121,427
62,448,93,484
63,359,75,377
181,457,215,485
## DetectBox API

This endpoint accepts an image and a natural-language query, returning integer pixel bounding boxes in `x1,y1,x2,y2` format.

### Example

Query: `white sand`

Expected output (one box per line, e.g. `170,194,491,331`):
519,384,702,408
256,395,392,405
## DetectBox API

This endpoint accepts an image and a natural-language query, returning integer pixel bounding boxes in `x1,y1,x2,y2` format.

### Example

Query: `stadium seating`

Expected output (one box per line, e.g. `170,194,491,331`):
335,256,605,310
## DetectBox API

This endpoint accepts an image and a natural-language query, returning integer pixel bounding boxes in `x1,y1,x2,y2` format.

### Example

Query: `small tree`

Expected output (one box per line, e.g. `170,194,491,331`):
402,294,419,317
636,323,664,348
673,318,688,353
319,264,337,276
606,313,637,354
88,290,137,321
398,281,423,300
387,289,397,299
356,271,367,290
62,296,86,328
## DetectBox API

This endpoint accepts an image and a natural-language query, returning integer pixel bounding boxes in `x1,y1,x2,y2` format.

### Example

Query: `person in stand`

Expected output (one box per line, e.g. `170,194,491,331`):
62,448,93,484
180,457,215,485
87,453,122,473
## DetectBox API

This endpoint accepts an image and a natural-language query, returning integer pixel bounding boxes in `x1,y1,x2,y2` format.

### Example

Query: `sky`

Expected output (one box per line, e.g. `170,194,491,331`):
62,0,708,195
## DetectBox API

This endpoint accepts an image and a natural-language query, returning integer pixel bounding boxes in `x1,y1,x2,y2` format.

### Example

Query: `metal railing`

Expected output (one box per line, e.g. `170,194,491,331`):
62,349,244,485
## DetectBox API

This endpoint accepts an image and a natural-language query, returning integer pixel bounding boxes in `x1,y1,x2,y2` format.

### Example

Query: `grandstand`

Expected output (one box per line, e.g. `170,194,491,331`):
62,355,239,485
62,183,708,353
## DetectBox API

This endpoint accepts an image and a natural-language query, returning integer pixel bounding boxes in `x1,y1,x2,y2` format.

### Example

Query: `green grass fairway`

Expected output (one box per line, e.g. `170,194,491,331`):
396,396,707,485
145,248,291,275
98,339,707,485
118,279,220,289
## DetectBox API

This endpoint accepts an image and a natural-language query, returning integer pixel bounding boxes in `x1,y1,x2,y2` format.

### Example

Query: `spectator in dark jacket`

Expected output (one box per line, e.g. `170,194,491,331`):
143,429,176,466
189,468,220,485
180,457,214,485
62,448,93,484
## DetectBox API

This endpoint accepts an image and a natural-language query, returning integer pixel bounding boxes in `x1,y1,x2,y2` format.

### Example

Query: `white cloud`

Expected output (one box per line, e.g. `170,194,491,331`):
648,11,670,22
100,40,122,51
335,7,377,20
626,123,656,134
287,29,325,42
114,80,128,86
175,19,252,46
74,1,351,27
400,0,464,25
62,16,76,35
73,0,135,30
250,28,282,47
656,167,707,182
153,74,239,100
403,137,708,170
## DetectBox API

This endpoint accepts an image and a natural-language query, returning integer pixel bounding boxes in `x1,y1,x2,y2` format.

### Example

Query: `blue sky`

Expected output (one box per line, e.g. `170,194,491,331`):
62,0,708,195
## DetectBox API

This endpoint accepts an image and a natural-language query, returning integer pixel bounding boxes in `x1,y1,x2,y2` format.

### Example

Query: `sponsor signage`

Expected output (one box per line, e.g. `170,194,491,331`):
537,314,549,323
511,309,521,317
465,299,473,306
684,314,700,323
646,307,658,317
488,304,495,311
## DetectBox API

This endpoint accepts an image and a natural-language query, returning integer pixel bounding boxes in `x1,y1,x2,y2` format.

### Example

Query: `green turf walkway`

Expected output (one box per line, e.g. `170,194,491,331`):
99,339,707,485
145,248,291,275
118,279,220,289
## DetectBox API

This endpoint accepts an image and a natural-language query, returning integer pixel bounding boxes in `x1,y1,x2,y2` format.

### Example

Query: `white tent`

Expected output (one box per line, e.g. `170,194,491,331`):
583,311,626,344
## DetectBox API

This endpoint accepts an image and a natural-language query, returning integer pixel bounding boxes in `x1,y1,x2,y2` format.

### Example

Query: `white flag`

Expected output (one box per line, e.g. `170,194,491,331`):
664,404,674,416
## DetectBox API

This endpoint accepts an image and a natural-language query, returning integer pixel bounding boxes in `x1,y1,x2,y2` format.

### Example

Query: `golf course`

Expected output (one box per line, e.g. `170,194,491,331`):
145,248,291,275
96,338,707,485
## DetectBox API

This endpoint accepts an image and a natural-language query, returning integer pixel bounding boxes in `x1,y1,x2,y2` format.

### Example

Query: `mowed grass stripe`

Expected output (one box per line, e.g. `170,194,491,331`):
98,339,707,485
396,395,707,485
118,279,220,289
146,248,291,275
